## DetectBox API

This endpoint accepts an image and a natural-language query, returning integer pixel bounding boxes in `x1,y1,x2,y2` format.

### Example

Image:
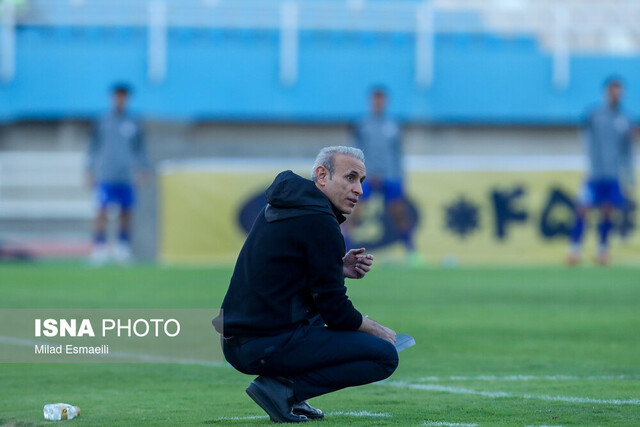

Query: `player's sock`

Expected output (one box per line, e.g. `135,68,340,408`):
569,215,585,245
91,232,108,266
94,231,107,245
118,229,131,244
115,230,132,264
566,215,585,264
597,218,613,248
596,242,610,265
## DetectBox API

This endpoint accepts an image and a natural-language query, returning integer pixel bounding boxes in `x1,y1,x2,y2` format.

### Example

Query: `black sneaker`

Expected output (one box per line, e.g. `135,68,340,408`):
292,401,324,420
246,376,309,423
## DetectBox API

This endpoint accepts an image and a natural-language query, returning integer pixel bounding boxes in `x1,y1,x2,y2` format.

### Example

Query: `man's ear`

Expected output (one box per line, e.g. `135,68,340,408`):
315,166,328,185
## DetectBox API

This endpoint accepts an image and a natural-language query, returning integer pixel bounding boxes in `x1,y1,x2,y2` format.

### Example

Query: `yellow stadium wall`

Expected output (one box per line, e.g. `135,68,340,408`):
160,163,639,266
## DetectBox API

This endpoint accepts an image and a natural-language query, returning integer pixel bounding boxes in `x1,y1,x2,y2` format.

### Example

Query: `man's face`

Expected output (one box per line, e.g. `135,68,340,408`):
371,92,386,115
113,91,129,113
315,154,366,214
607,83,623,108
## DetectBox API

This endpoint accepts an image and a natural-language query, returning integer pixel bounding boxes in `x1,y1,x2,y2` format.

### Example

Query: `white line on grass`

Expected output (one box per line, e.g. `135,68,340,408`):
327,411,392,418
215,415,268,421
215,411,391,421
424,422,478,426
418,374,640,382
383,381,640,405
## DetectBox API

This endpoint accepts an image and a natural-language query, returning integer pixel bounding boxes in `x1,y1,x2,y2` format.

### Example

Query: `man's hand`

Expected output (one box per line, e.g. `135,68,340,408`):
343,248,374,279
358,316,396,344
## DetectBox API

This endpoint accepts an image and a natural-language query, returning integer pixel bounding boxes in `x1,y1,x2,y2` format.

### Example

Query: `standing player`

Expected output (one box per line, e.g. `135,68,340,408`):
567,77,635,265
87,84,148,265
350,86,421,265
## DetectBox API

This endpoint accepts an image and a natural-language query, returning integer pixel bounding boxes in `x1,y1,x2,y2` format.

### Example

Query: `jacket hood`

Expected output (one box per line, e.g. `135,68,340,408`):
264,170,346,224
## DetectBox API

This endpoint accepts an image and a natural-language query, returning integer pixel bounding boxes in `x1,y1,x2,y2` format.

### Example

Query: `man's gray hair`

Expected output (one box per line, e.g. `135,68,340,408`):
311,146,365,181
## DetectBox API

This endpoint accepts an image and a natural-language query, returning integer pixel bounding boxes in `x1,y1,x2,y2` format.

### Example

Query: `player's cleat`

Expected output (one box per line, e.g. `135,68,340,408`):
114,242,133,265
565,244,582,266
90,244,109,267
565,253,581,266
292,401,324,420
246,376,308,423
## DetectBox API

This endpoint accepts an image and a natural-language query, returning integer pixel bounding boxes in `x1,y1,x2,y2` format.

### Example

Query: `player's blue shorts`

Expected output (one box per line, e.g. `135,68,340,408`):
361,179,404,202
578,178,625,208
96,183,135,210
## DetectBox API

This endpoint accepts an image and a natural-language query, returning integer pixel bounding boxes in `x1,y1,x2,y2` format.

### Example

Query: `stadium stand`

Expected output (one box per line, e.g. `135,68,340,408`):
0,0,638,123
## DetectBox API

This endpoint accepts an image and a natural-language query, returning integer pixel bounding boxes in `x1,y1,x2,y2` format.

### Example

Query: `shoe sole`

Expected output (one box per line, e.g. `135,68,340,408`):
246,384,308,423
292,410,324,420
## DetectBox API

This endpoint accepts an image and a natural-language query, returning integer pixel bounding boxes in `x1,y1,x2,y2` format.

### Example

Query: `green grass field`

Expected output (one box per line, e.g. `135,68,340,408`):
1,264,640,426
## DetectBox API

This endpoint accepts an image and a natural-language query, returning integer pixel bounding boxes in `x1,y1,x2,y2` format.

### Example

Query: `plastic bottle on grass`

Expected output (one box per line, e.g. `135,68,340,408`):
43,403,80,421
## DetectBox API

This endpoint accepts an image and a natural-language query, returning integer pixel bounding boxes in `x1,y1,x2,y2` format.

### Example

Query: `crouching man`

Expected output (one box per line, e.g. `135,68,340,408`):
214,146,398,422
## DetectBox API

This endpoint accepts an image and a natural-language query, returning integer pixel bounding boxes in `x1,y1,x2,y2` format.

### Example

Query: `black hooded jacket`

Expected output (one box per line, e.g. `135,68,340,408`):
218,170,363,337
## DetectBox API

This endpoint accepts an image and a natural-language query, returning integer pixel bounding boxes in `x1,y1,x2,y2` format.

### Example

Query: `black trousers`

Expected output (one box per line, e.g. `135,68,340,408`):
223,318,399,402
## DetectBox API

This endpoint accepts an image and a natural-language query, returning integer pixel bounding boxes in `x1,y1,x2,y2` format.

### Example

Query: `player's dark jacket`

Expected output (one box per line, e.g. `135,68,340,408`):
216,170,362,337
